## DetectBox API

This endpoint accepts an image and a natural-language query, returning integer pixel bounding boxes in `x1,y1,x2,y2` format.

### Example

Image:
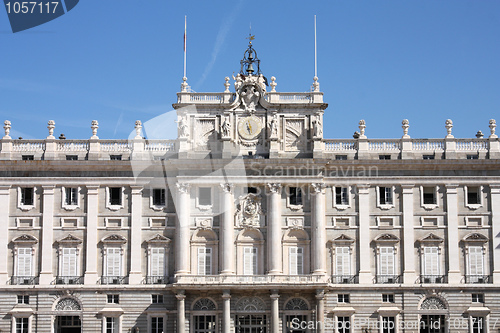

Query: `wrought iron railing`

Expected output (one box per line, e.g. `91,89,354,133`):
331,275,359,284
465,275,491,284
418,275,447,284
99,276,128,285
11,276,38,285
375,275,402,284
53,276,84,285
144,276,169,284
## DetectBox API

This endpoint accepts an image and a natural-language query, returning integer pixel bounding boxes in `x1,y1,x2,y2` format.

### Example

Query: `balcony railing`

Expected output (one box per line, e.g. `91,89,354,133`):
375,275,402,284
465,275,491,284
11,276,38,285
418,275,447,284
99,276,128,285
53,276,84,285
331,275,359,284
174,274,329,285
144,275,170,284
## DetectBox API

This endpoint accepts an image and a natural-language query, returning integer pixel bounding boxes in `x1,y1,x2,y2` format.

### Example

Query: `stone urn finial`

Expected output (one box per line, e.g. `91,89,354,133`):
224,77,230,93
312,76,320,92
91,120,99,139
445,119,453,138
3,120,11,139
402,119,410,138
489,119,497,138
358,119,366,138
134,120,142,139
270,76,277,92
47,120,55,139
181,77,188,92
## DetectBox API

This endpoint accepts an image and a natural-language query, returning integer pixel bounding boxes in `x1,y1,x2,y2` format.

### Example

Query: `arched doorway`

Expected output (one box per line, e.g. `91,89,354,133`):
54,298,82,333
283,298,310,333
419,297,447,333
235,297,267,333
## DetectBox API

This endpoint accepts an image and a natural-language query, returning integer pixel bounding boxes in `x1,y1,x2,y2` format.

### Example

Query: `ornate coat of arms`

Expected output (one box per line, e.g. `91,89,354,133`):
235,193,264,228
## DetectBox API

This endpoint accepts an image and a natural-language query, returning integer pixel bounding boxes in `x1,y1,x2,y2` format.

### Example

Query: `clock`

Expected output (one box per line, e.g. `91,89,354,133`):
238,116,262,140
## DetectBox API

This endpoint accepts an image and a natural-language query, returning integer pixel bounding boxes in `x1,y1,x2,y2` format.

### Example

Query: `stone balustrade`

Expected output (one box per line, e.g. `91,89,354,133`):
176,91,323,104
174,274,329,286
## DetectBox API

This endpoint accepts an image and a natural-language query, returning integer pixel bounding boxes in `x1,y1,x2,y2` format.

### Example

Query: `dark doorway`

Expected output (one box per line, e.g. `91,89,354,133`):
56,316,81,333
420,315,445,333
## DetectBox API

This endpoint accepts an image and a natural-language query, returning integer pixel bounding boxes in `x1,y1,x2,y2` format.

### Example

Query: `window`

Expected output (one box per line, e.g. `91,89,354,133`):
106,317,119,333
379,155,391,160
60,248,78,277
198,187,212,206
17,295,29,304
471,294,484,303
289,187,302,206
105,218,122,228
152,188,166,207
468,246,484,282
335,187,349,206
110,155,122,160
378,186,394,207
423,155,435,160
422,247,439,281
467,154,479,160
378,217,394,228
338,294,350,303
378,247,395,282
106,248,122,277
17,218,33,228
382,294,394,303
20,188,34,206
471,317,485,333
151,317,164,333
243,247,258,275
337,316,350,333
422,187,436,205
64,187,78,206
152,294,164,304
334,218,350,228
247,187,258,194
22,155,34,160
17,248,33,277
61,218,78,228
289,247,303,275
336,155,348,160
466,186,481,206
382,317,396,333
16,317,29,333
335,247,350,278
466,217,483,227
108,187,122,206
197,248,212,275
193,315,216,333
422,217,438,227
107,294,119,304
149,247,166,279
149,218,166,228
65,155,78,160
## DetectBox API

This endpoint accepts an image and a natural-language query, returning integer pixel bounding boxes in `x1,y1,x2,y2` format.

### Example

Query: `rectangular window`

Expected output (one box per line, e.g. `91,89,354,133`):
337,316,350,333
150,218,166,228
337,294,350,303
107,294,119,304
151,317,164,333
289,247,303,275
21,188,34,206
106,248,121,277
467,155,479,160
335,155,348,160
17,218,33,228
243,247,258,275
379,247,395,276
382,317,395,333
65,187,78,205
336,247,350,277
152,188,166,206
110,155,122,160
197,248,212,275
61,248,77,277
379,155,391,160
108,187,121,206
16,317,29,333
194,315,216,333
422,217,438,227
17,295,29,304
62,218,78,228
471,317,485,333
335,187,349,205
66,155,78,160
379,187,393,205
335,218,350,228
423,187,436,205
423,246,439,277
289,187,302,206
17,248,32,277
22,155,34,160
150,247,165,277
471,294,484,303
198,187,212,206
468,246,484,279
247,187,258,194
423,155,435,160
378,217,394,227
106,218,121,228
106,317,119,333
151,294,164,304
467,187,480,205
382,294,395,303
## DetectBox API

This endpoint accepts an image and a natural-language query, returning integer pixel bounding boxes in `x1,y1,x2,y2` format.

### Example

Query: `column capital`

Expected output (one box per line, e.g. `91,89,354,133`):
220,183,234,193
315,289,325,300
270,293,280,300
176,182,191,194
489,184,500,194
130,185,143,195
175,290,186,301
222,291,231,300
267,183,282,194
401,184,415,192
311,182,326,194
445,184,459,193
41,185,55,194
85,185,100,194
0,185,11,195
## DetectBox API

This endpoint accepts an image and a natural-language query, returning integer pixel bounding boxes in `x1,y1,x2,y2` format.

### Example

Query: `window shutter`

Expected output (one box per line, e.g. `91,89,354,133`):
62,248,77,276
341,187,348,204
379,247,395,275
289,247,298,275
197,248,212,275
106,248,121,276
423,247,439,276
336,247,350,276
385,188,393,204
150,247,164,276
17,248,32,276
244,247,257,275
469,246,484,276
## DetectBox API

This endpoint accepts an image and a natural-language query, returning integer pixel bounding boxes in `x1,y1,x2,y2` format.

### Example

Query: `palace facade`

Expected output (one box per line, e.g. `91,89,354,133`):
0,43,500,333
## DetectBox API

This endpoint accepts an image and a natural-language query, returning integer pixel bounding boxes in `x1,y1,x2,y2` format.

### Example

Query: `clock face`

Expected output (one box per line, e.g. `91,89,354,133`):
238,116,262,140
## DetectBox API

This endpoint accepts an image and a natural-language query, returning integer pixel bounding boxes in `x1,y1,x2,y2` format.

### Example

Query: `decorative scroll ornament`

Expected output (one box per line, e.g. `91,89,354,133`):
55,298,81,311
311,183,326,194
196,217,213,230
176,183,191,194
193,298,217,311
267,183,282,194
285,298,309,310
420,297,446,310
236,297,266,312
220,183,234,193
236,194,263,228
287,217,304,230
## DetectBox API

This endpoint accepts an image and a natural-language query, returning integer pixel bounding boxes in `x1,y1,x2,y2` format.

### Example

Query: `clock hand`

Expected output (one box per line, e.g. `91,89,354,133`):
247,122,252,134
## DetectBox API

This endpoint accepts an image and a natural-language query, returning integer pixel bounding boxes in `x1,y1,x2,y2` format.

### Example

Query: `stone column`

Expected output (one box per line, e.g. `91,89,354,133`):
175,183,191,275
39,186,55,284
129,186,143,284
0,186,10,284
446,184,461,283
270,291,280,333
267,183,282,274
316,290,325,333
176,291,186,333
311,183,327,275
220,184,235,275
84,185,99,284
222,290,231,333
401,185,416,284
491,185,500,283
357,184,372,283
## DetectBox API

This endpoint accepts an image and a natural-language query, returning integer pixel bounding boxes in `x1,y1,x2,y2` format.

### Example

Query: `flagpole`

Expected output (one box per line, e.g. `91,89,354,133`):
314,15,317,78
184,15,187,78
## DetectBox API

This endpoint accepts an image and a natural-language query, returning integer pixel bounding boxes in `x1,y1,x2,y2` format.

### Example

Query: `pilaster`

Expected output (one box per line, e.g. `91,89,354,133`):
490,185,500,283
401,184,416,283
311,183,326,275
84,185,99,284
267,183,282,274
128,186,143,284
445,184,461,283
39,185,55,284
0,186,10,284
357,184,372,283
220,184,235,275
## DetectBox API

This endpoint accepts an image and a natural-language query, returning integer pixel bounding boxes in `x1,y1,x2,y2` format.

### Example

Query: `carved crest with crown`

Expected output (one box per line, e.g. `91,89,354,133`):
235,193,264,228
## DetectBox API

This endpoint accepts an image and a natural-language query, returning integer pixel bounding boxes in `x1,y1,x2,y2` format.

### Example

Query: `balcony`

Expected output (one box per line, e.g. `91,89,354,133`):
174,274,329,285
418,275,447,284
11,276,38,285
144,275,170,284
331,275,359,284
465,275,491,284
375,275,402,284
99,276,128,285
53,276,84,285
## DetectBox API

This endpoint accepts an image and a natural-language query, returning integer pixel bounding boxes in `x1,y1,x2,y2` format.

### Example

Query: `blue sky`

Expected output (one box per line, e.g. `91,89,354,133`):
1,0,499,140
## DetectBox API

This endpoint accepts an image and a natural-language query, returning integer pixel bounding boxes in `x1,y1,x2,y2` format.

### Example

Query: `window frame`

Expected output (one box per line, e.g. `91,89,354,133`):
287,186,303,209
464,186,483,210
62,186,80,211
150,188,167,211
420,186,439,210
333,186,351,209
196,187,213,211
288,246,304,275
376,186,395,209
18,187,35,211
105,187,124,211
